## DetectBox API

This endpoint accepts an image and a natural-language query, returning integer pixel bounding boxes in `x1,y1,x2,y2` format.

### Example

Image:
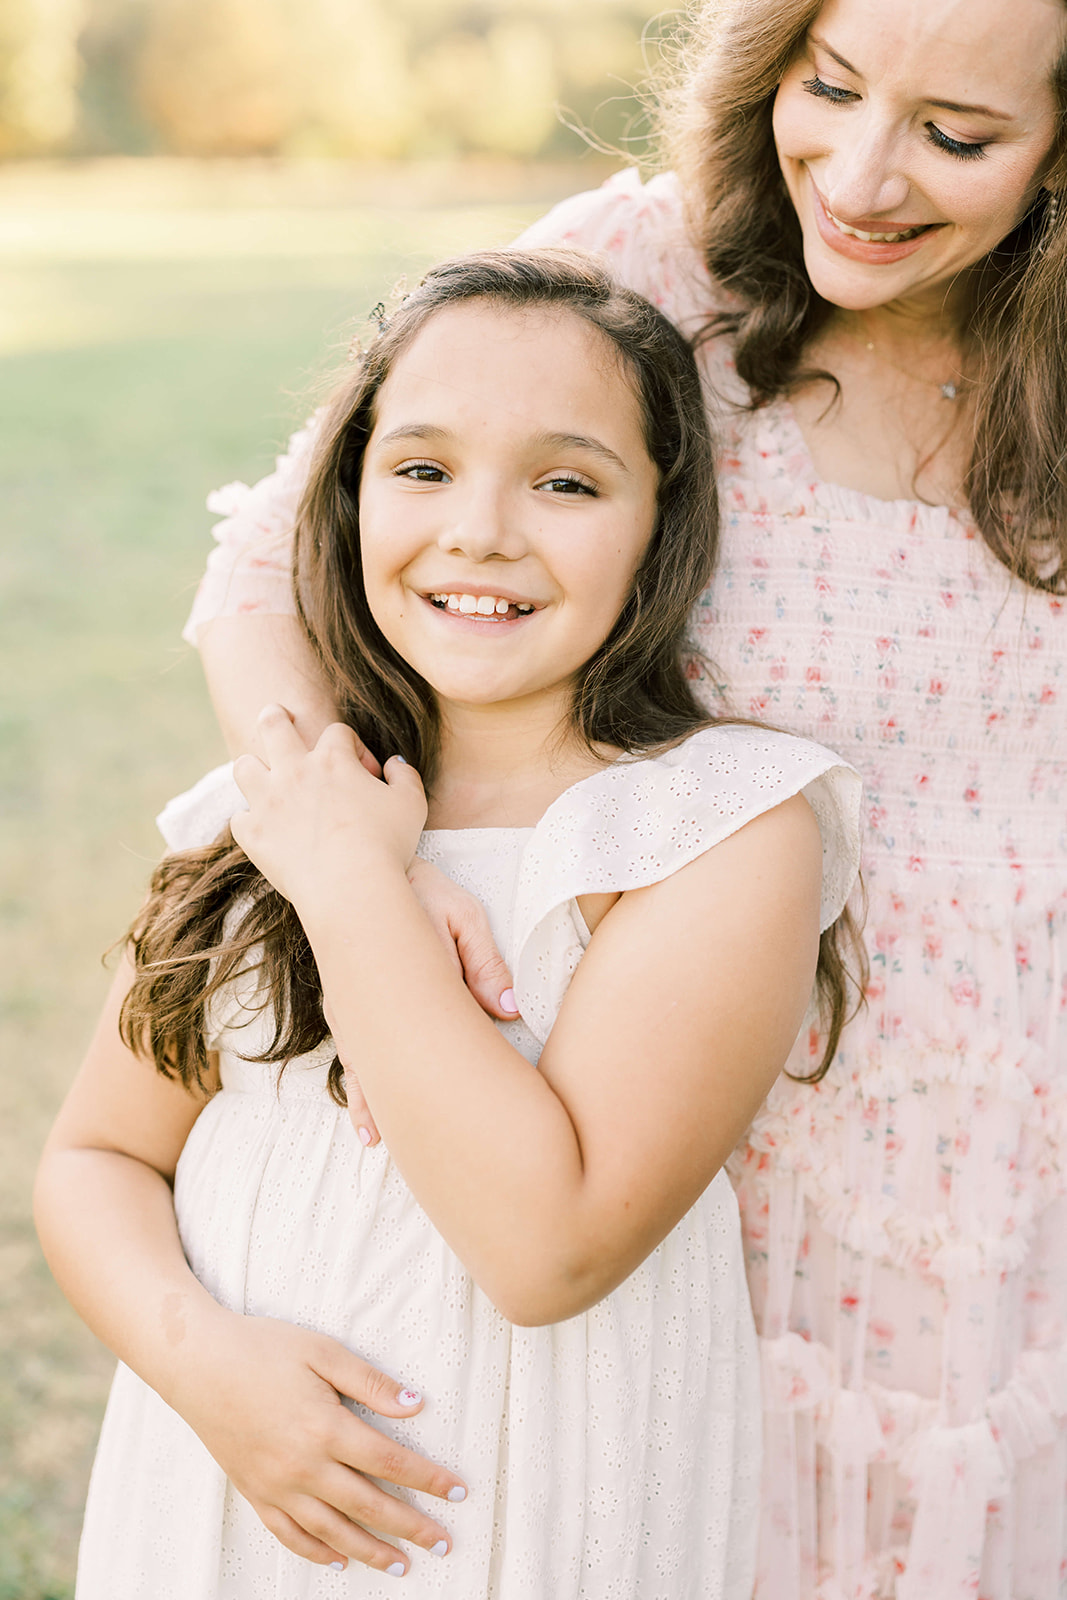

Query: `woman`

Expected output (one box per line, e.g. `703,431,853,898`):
57,0,1067,1594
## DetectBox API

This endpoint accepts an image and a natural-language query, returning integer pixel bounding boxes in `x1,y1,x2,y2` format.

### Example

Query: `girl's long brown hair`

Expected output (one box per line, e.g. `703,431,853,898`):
121,246,865,1102
661,0,1067,592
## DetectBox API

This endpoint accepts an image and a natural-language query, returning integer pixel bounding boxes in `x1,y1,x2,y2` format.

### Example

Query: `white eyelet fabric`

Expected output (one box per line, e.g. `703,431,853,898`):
76,726,859,1600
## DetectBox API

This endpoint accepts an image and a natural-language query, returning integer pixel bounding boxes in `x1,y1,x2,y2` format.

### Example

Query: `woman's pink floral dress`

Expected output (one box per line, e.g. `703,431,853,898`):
184,171,1067,1600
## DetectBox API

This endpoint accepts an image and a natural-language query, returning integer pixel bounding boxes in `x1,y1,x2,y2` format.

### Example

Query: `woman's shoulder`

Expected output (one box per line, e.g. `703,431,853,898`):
516,168,734,335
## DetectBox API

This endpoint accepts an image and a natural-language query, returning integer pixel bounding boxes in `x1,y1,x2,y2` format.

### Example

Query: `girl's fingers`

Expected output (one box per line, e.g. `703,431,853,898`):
287,1496,412,1576
232,751,269,802
449,900,517,1021
316,1465,453,1558
256,1502,349,1568
256,701,310,759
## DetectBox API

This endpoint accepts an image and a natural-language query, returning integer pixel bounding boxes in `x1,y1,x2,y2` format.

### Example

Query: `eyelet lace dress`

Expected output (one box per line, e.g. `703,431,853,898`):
179,170,1067,1599
75,726,861,1600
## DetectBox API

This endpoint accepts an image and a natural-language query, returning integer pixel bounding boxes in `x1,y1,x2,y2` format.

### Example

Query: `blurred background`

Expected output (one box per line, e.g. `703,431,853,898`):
0,0,673,1594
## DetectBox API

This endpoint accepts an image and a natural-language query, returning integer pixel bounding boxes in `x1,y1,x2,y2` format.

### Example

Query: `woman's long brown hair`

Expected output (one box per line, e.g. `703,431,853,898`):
120,246,865,1103
660,0,1067,592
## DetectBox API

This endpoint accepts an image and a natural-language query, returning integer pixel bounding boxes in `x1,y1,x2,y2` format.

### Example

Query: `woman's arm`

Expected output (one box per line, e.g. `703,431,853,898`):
34,956,467,1576
233,714,824,1328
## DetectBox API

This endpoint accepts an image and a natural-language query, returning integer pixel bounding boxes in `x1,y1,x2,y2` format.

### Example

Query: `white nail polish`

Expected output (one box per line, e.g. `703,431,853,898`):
430,1539,449,1557
447,1485,467,1502
328,1560,345,1571
386,1560,406,1577
358,1125,373,1147
397,1387,421,1406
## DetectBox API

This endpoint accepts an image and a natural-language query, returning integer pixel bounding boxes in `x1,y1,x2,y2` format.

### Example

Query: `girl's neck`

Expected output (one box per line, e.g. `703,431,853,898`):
425,697,615,831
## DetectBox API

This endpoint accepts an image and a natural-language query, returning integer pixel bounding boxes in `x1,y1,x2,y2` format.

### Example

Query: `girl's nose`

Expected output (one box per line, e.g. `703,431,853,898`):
439,488,527,562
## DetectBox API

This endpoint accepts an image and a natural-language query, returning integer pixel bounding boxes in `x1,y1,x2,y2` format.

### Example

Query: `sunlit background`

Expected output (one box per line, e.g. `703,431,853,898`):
0,2,672,1594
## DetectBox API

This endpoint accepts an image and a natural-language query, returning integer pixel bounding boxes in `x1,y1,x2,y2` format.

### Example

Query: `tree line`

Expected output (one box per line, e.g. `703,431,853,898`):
1,0,667,160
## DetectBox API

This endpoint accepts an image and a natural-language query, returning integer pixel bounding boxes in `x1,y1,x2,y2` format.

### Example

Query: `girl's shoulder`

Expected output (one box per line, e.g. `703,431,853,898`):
534,725,860,932
517,168,736,339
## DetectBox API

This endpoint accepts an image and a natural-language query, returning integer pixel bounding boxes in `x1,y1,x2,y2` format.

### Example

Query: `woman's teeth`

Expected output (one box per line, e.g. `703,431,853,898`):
430,593,535,617
827,208,927,243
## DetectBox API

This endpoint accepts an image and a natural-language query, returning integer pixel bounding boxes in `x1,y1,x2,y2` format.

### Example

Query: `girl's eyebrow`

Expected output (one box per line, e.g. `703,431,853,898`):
373,423,630,473
808,33,1013,121
534,431,630,473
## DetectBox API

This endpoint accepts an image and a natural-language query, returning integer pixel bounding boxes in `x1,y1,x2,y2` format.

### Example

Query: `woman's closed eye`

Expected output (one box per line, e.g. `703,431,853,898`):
802,74,990,162
536,472,599,497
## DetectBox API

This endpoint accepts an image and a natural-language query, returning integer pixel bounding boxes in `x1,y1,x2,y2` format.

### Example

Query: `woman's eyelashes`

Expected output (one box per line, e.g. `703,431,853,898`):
801,74,991,162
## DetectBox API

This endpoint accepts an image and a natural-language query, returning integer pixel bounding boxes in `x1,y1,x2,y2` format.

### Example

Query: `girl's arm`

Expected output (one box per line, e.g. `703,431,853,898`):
233,714,825,1328
34,956,467,1577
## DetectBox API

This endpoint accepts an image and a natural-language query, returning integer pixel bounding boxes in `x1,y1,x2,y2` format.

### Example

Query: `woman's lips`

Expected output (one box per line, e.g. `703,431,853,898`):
808,174,941,264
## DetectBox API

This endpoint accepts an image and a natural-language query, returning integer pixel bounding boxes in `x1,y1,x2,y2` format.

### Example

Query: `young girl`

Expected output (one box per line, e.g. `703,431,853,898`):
37,248,862,1599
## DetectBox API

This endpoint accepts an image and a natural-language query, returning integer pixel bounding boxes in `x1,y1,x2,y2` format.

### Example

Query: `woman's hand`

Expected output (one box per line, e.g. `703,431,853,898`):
231,705,426,909
174,1311,467,1574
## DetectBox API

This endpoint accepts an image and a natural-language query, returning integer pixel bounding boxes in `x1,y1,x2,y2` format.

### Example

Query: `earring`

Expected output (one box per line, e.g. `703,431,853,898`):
1039,191,1060,255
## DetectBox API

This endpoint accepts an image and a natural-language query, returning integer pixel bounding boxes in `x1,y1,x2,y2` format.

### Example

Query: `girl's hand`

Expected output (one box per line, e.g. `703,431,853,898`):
231,705,427,910
175,1311,467,1574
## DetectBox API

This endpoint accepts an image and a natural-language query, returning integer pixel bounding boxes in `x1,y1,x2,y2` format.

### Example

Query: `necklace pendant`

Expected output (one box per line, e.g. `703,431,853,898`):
940,381,958,400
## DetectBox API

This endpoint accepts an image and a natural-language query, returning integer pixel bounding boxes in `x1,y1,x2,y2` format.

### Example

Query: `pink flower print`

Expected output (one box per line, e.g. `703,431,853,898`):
955,1129,971,1157
940,590,956,608
916,771,930,789
747,627,767,647
806,666,822,684
841,1292,860,1313
869,1320,895,1344
1016,939,1031,973
917,623,934,638
1040,684,1057,705
814,573,833,598
770,658,788,682
924,935,943,961
928,678,945,698
964,785,980,804
908,854,925,873
951,976,980,1007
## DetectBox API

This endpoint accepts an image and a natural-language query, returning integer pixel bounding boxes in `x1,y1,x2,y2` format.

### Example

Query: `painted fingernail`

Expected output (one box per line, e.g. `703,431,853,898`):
358,1125,373,1147
393,755,407,765
387,1560,406,1577
397,1387,422,1406
499,989,518,1014
430,1539,449,1557
447,1485,467,1502
328,1561,345,1571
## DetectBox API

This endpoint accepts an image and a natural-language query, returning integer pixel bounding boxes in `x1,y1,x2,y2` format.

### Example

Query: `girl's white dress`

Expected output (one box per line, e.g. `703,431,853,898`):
76,725,860,1600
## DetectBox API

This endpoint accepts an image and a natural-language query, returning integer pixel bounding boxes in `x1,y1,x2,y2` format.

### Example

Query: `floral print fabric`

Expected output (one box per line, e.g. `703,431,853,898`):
184,170,1067,1599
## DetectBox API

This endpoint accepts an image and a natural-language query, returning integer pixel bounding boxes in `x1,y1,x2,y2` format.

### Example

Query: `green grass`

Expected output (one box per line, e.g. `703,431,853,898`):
0,157,603,1596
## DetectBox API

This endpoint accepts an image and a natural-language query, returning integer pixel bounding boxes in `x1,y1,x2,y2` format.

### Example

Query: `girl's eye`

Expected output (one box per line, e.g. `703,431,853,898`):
538,474,598,497
802,74,857,106
396,461,449,483
926,125,989,162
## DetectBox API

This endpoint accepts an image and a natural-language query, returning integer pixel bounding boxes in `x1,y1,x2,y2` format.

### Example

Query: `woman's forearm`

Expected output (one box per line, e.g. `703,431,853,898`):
198,614,339,758
34,1144,228,1407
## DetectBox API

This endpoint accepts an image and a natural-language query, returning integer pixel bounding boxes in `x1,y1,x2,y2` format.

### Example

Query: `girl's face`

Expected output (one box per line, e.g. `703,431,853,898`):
772,0,1065,315
358,301,660,723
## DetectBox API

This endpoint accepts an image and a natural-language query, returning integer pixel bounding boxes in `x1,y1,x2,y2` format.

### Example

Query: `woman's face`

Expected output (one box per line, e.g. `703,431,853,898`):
772,0,1065,314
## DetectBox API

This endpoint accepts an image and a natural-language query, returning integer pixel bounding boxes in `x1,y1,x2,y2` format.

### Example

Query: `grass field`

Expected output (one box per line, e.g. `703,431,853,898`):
0,154,614,1597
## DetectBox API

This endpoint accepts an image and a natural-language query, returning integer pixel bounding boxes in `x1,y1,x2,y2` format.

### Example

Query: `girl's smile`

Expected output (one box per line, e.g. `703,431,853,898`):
358,299,660,739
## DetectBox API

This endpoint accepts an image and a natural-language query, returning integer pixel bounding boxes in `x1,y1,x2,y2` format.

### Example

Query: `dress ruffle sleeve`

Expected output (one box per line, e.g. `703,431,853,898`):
508,724,862,1044
155,762,245,851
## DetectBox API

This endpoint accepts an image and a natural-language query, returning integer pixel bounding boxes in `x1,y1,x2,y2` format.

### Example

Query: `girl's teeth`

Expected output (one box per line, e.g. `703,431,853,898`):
431,593,535,616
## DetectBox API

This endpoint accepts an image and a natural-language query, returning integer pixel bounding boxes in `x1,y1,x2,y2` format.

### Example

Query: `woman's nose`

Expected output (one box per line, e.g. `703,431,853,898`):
822,116,911,221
